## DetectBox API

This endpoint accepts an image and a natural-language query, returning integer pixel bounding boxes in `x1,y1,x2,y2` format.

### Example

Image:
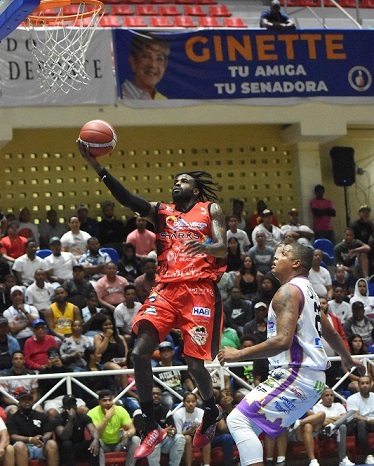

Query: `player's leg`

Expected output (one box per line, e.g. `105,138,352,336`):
132,320,160,429
227,408,264,466
186,354,224,450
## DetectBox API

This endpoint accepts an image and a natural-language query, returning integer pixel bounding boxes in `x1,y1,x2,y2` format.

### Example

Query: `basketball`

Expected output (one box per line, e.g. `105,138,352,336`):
79,120,117,157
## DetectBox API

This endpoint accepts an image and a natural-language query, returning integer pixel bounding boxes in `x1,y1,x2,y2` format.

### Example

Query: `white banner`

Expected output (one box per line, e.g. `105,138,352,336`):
0,28,116,107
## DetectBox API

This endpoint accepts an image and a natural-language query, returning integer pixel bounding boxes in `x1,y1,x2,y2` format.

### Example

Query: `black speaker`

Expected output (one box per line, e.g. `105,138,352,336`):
330,146,355,187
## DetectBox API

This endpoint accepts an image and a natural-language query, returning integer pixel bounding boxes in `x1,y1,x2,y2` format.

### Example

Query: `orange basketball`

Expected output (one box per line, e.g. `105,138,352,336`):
79,120,117,157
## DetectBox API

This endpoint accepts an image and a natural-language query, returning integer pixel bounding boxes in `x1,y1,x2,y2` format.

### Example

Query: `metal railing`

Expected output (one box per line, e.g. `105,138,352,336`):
1,354,373,411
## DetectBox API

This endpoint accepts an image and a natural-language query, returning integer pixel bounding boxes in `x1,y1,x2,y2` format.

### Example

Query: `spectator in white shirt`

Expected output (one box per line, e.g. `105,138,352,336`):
251,209,283,249
227,215,251,254
60,216,91,260
328,285,353,324
45,237,78,287
12,240,48,287
3,286,39,349
25,269,55,317
280,208,314,247
308,249,333,299
114,284,142,347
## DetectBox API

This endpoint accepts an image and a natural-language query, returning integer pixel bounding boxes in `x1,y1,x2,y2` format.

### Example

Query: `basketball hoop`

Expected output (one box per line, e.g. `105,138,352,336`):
26,0,104,93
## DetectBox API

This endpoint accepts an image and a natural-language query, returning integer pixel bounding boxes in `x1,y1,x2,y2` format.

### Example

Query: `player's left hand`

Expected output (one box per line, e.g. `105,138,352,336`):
184,240,206,255
217,347,241,365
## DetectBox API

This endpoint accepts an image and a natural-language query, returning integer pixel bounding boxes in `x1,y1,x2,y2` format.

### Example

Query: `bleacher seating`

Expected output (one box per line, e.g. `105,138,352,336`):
208,4,231,16
158,5,182,15
224,17,247,27
111,4,134,14
123,15,147,26
136,4,158,15
150,15,174,26
174,15,198,26
184,5,207,15
198,15,223,26
99,15,122,25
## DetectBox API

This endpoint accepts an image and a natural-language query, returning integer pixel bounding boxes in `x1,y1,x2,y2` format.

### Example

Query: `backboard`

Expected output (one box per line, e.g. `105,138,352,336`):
0,0,40,40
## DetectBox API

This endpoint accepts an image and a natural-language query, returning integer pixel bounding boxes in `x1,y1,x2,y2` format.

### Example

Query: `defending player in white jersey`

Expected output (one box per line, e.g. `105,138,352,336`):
218,242,365,466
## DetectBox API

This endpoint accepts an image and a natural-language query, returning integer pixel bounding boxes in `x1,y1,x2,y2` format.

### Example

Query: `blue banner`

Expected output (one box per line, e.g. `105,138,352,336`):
113,29,374,103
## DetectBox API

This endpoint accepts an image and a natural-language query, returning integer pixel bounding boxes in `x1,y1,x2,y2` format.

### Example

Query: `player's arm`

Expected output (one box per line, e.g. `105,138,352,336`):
321,311,365,375
218,283,299,363
76,140,157,224
184,203,227,258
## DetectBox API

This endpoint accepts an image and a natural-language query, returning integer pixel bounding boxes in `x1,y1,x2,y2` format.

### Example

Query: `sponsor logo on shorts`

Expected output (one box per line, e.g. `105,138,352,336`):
314,337,323,349
192,307,211,317
313,380,325,395
290,386,307,401
274,397,296,415
263,378,277,388
188,326,208,346
267,321,276,334
143,306,157,316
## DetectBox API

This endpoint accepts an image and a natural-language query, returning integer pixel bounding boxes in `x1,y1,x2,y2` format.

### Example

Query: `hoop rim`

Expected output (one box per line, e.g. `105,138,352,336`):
28,0,104,24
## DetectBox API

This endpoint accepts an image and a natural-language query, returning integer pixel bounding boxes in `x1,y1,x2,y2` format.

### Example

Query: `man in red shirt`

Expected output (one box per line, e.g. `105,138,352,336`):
310,184,336,243
126,216,156,262
0,221,28,263
24,319,57,371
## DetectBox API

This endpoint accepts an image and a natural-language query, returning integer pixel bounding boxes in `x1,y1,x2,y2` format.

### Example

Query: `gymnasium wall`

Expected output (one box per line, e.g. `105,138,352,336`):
0,123,373,241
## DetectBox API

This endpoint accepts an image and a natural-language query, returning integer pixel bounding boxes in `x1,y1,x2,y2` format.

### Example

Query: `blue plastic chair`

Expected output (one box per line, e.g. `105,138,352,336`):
99,247,119,264
36,249,52,259
368,275,374,297
313,238,334,264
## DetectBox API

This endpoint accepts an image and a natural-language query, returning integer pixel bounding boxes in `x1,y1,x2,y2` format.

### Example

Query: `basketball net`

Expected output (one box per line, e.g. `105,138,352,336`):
26,0,104,93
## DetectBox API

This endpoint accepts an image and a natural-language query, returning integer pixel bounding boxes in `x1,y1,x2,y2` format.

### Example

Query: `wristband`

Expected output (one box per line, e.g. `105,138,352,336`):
29,437,32,443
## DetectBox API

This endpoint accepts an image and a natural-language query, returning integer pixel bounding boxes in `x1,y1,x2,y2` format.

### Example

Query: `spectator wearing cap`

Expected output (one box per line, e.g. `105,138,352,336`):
310,184,336,243
3,286,39,349
0,316,20,372
62,265,95,310
6,388,59,466
154,341,196,411
52,394,100,466
280,208,314,247
224,286,253,337
251,209,283,249
87,389,140,466
78,237,111,281
45,237,78,288
260,0,296,29
98,201,126,257
39,209,69,250
77,204,99,238
12,239,49,287
60,216,91,260
24,319,58,371
243,302,268,342
0,220,28,263
334,227,371,279
0,413,15,465
38,347,87,419
44,286,82,341
25,269,55,317
344,301,374,347
350,205,374,246
0,350,39,416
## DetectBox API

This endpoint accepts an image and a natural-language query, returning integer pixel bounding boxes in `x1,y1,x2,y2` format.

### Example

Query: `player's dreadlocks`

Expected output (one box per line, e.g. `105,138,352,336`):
175,171,219,203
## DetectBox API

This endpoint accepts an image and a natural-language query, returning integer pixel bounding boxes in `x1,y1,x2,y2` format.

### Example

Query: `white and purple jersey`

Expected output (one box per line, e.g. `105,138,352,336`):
268,276,329,372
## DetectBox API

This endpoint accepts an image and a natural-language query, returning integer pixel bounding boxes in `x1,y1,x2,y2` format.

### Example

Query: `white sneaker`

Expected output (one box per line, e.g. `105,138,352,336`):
365,455,374,464
309,460,319,466
339,456,355,466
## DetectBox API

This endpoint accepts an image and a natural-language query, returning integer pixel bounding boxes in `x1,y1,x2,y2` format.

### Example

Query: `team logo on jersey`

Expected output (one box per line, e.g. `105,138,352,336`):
267,321,276,334
200,207,207,215
148,292,158,303
314,337,323,349
192,307,211,317
189,326,208,346
143,306,157,315
313,380,325,395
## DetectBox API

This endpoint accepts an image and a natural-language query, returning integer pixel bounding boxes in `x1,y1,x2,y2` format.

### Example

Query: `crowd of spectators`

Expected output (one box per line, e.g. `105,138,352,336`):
0,192,372,465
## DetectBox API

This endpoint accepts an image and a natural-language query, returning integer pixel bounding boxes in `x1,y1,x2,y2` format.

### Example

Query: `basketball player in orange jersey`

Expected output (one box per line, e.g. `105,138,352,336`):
77,140,227,458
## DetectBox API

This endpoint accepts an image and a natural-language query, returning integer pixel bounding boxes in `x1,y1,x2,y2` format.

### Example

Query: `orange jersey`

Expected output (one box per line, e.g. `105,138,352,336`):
155,202,226,283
